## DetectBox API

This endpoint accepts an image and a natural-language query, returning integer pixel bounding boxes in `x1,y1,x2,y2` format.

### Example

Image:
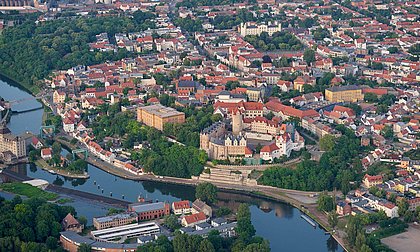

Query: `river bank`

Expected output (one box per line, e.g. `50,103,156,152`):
0,72,40,95
56,133,351,251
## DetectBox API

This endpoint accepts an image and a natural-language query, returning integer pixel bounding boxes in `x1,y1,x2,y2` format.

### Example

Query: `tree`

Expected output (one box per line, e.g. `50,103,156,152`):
387,47,398,54
195,182,217,204
328,212,338,228
360,244,373,252
355,232,366,250
244,240,270,252
46,236,57,250
303,49,316,65
397,198,409,217
215,206,232,217
164,215,180,230
381,125,393,139
172,233,188,252
319,135,335,151
408,43,420,61
78,243,91,252
198,239,215,252
236,204,255,241
265,112,274,120
364,93,378,103
51,142,61,155
78,216,87,227
317,193,334,212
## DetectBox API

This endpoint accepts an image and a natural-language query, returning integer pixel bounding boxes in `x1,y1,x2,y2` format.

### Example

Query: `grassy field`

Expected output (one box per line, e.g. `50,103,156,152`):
0,182,57,201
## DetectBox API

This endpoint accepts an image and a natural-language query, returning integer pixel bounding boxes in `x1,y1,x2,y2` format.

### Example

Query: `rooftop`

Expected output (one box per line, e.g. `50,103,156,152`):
139,104,184,118
94,212,137,223
129,202,166,213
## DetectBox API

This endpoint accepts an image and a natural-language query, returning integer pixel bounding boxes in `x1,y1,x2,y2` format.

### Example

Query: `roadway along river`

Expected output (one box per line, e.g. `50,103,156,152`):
0,77,343,252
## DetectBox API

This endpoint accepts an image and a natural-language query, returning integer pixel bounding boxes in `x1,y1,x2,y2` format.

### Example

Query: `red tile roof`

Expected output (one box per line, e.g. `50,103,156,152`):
183,212,206,225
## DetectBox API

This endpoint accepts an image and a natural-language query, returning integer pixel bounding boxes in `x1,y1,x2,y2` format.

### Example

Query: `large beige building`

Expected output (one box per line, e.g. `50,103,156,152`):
137,104,185,131
324,85,363,102
0,125,26,159
239,21,282,37
93,212,138,230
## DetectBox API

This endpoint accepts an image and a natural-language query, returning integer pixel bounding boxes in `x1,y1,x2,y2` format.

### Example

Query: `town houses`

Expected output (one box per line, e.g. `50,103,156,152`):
5,1,418,251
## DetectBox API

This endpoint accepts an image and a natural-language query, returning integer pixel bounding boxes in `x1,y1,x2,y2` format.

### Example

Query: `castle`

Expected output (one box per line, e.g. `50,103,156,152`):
199,120,250,160
200,110,304,161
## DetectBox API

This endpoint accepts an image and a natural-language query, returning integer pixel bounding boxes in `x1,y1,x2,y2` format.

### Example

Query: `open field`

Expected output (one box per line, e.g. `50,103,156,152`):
381,225,420,252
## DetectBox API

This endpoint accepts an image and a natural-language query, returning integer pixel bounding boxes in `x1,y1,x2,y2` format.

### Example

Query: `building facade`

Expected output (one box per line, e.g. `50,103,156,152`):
324,85,363,102
239,21,282,36
93,212,138,230
128,202,170,221
137,104,185,131
0,125,26,159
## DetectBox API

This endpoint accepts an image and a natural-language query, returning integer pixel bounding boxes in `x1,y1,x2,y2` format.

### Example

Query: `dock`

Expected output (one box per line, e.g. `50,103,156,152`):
301,214,317,228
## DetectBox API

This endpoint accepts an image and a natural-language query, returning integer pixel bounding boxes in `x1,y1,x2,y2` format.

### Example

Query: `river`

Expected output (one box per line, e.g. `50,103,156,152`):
0,78,343,252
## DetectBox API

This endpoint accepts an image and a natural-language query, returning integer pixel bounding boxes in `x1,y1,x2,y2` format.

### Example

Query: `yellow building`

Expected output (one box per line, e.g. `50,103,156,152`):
53,90,66,104
137,104,185,131
0,125,26,159
324,85,363,102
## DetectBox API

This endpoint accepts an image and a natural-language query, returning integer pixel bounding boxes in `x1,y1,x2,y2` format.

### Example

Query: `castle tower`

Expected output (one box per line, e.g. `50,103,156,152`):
232,110,243,136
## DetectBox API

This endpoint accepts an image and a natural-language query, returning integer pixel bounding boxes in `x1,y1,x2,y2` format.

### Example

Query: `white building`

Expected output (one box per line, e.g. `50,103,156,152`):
260,130,305,161
239,21,282,37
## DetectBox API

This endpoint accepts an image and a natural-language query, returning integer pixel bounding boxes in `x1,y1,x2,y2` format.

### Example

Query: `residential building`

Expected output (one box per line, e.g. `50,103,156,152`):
192,199,212,217
260,130,305,160
172,200,192,215
53,90,66,104
181,212,207,227
137,104,185,131
336,201,352,216
62,213,83,233
31,137,43,149
40,148,52,160
363,174,383,188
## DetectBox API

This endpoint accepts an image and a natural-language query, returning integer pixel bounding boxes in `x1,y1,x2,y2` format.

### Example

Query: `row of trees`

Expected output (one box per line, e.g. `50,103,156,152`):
0,196,77,251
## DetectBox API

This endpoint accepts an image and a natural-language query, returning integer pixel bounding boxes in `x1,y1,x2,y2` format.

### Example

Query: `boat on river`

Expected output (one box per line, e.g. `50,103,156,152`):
301,214,317,228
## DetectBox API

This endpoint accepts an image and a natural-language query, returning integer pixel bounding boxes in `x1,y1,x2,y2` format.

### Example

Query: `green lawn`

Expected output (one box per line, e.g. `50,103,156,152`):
0,182,57,201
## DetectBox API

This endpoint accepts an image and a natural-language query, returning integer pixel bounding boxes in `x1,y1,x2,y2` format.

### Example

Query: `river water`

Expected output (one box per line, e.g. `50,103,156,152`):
0,77,343,252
